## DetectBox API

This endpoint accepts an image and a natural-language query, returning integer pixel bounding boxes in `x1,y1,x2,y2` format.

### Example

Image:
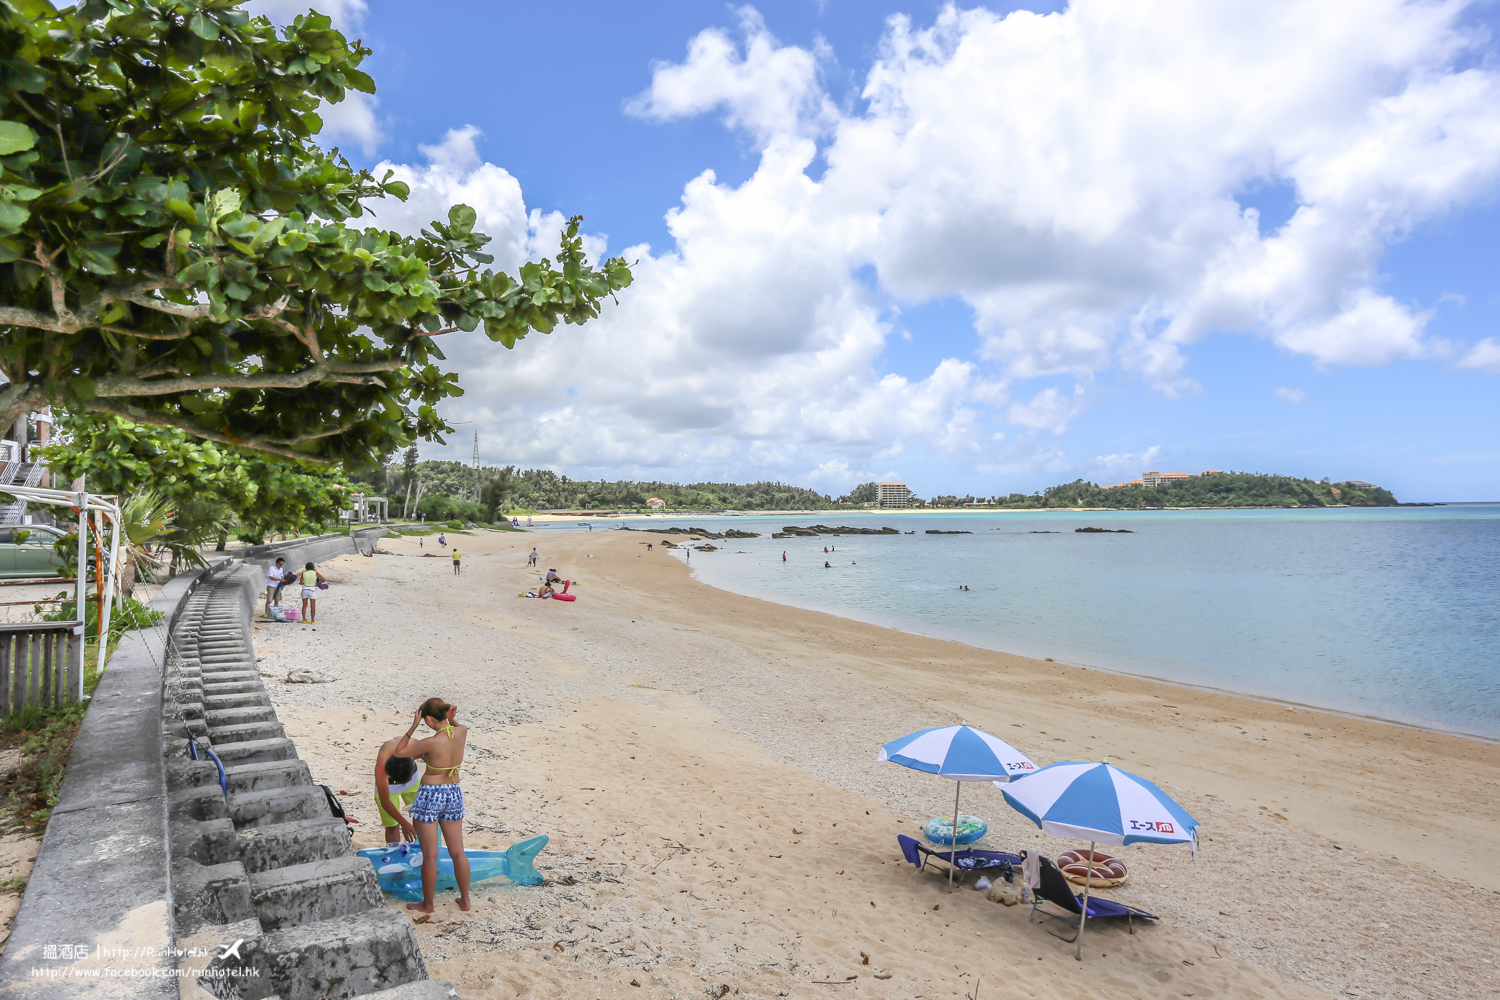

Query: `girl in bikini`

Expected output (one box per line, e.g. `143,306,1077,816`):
391,697,470,912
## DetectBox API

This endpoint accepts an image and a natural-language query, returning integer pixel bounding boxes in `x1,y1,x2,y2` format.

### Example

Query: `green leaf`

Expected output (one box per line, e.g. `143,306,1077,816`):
187,12,218,40
0,121,36,155
448,204,477,237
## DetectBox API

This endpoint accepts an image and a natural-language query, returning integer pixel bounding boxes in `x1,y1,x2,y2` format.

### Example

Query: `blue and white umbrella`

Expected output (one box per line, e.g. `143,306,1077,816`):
1000,761,1199,958
998,761,1199,848
878,726,1038,893
878,725,1038,782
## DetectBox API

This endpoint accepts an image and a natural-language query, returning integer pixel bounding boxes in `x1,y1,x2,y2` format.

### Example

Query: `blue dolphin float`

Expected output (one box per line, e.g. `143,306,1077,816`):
357,835,548,901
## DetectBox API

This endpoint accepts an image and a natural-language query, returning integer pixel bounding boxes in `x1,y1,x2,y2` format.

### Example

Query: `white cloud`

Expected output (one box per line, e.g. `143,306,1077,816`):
385,1,1500,485
1094,445,1162,476
1456,338,1500,373
627,7,838,145
1275,387,1308,404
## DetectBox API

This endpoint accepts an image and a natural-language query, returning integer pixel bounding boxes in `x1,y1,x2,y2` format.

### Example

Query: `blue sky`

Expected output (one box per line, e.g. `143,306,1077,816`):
264,0,1500,501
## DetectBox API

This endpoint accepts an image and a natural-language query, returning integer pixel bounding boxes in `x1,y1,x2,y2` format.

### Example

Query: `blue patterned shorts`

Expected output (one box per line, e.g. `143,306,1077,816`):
410,784,465,823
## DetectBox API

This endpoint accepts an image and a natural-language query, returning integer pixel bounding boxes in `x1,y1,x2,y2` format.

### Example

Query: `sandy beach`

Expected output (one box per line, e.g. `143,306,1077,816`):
251,528,1500,1000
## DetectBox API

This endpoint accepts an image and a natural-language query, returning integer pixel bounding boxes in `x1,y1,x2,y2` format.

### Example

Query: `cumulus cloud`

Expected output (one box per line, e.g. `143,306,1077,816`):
627,7,839,145
386,1,1500,483
1456,338,1500,373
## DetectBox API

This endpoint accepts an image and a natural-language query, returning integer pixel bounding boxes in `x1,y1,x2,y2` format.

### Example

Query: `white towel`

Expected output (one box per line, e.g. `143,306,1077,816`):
1022,850,1041,890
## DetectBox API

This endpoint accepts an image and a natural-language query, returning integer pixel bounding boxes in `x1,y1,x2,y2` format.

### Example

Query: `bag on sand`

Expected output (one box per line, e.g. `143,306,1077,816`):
320,785,354,826
269,605,286,622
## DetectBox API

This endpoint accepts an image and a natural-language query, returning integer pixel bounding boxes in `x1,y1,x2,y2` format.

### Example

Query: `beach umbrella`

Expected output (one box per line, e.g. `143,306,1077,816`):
878,725,1038,893
1000,761,1199,959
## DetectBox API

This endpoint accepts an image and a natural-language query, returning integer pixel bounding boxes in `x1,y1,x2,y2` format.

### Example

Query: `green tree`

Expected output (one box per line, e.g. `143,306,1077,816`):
0,0,631,468
38,411,349,543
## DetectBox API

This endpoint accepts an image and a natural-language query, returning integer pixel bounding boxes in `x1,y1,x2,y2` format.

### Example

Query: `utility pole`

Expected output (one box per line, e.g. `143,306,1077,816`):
472,431,480,505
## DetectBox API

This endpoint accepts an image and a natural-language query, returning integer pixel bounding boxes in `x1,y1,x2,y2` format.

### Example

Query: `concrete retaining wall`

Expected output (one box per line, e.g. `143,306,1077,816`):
0,527,454,998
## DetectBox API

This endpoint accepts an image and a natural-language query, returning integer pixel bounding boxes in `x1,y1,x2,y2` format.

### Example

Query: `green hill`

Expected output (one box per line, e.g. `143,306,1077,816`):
989,473,1398,509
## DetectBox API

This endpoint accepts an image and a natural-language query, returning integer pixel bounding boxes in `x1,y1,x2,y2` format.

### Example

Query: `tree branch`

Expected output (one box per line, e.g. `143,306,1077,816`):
79,399,339,464
0,380,43,437
91,356,407,397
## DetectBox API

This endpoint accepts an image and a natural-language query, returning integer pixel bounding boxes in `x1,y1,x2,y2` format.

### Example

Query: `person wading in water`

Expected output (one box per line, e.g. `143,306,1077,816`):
391,698,470,912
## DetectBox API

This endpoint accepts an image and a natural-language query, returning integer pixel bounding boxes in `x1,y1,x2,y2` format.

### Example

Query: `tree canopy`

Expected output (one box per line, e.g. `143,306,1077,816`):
984,473,1398,509
0,0,631,468
38,411,350,541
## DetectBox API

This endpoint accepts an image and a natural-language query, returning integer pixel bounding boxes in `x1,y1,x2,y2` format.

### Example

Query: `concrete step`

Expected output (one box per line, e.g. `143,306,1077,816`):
266,907,428,1000
212,721,287,744
225,759,313,795
368,980,460,999
238,817,351,874
205,679,266,696
206,692,273,711
208,705,279,728
171,785,229,823
212,737,297,767
230,786,329,829
250,855,383,931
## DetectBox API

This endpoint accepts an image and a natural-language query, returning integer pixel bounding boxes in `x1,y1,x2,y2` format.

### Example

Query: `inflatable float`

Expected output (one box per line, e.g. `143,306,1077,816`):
924,814,988,846
1057,848,1128,888
519,580,576,601
357,834,548,901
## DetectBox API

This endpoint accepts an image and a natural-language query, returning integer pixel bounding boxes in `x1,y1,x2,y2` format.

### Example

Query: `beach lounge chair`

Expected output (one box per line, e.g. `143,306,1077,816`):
1024,851,1158,941
897,834,1022,888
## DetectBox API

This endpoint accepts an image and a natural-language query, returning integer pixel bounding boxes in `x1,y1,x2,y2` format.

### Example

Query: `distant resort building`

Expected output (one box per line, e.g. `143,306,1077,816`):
1108,468,1222,489
1341,481,1378,490
646,497,666,510
876,482,913,508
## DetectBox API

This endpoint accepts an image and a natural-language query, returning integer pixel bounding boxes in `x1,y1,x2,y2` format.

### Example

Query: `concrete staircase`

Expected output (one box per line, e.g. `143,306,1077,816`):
162,567,458,1000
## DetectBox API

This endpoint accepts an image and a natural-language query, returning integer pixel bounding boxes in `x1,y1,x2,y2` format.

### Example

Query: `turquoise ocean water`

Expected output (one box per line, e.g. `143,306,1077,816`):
545,506,1500,740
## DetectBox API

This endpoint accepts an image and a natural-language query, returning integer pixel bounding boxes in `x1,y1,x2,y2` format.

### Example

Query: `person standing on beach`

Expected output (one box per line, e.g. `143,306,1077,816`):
782,551,787,562
452,548,461,575
438,533,446,548
263,557,289,617
374,734,419,844
528,547,538,567
299,561,325,623
391,698,470,913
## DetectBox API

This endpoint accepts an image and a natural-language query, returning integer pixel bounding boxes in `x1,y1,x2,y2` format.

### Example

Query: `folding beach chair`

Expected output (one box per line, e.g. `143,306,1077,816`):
897,834,1022,889
1023,851,1158,941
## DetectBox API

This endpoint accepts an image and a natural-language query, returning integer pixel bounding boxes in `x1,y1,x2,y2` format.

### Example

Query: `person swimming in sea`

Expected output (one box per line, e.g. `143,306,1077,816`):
390,698,470,912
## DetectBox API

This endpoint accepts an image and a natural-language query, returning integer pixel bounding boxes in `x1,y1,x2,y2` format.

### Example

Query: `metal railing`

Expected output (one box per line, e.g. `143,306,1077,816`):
0,621,84,712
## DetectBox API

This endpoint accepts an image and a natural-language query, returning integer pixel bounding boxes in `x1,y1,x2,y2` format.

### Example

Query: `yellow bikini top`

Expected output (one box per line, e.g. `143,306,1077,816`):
426,723,463,776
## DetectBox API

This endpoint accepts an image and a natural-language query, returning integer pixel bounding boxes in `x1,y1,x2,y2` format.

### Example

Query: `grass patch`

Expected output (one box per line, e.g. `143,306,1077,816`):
0,705,87,833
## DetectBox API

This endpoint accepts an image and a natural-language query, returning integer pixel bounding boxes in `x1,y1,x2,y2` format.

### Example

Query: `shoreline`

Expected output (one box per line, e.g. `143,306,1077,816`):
253,529,1500,1000
673,562,1500,747
521,503,1439,521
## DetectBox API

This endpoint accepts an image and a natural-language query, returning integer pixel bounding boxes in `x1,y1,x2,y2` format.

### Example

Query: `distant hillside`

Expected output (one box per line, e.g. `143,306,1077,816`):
990,473,1398,509
380,460,838,513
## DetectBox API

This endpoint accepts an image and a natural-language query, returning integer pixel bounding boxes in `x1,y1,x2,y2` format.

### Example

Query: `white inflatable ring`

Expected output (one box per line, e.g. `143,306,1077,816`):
1058,849,1128,888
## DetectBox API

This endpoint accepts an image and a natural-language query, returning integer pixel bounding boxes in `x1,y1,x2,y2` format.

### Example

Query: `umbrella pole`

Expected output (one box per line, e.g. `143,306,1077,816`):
1075,840,1094,960
948,781,962,894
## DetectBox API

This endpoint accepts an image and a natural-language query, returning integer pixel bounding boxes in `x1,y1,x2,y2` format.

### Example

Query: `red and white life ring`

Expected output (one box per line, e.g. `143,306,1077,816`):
1058,849,1128,888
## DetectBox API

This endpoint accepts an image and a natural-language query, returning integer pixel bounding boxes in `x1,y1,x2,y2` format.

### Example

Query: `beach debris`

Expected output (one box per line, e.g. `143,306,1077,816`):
973,876,992,891
860,952,870,965
286,667,337,684
874,971,892,980
630,979,641,987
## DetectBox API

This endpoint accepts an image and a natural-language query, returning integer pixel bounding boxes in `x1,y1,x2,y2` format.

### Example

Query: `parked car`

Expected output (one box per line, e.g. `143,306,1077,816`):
0,524,69,579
